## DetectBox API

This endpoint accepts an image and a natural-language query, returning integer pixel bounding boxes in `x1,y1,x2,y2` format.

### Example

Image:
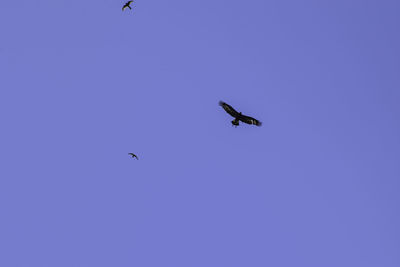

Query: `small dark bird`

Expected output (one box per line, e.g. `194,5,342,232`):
219,101,262,127
122,1,133,11
128,153,138,159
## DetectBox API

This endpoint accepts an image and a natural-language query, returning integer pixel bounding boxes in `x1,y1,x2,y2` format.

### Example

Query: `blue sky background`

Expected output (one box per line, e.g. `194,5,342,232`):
1,0,399,266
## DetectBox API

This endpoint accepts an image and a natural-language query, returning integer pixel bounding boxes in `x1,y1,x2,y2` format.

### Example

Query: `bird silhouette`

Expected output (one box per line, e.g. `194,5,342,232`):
122,1,133,11
219,101,262,127
128,153,138,160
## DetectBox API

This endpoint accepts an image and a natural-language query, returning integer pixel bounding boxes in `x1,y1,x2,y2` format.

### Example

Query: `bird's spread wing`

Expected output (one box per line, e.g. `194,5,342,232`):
122,1,133,10
128,153,138,159
239,114,262,126
219,101,240,118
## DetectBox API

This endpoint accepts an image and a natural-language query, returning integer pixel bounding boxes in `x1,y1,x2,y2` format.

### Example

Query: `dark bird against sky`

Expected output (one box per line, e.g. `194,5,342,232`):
128,153,138,159
122,1,133,11
219,101,262,127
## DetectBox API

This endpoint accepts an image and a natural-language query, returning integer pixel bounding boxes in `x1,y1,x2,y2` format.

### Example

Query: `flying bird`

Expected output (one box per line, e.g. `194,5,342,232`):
219,101,262,127
128,153,138,160
122,1,133,11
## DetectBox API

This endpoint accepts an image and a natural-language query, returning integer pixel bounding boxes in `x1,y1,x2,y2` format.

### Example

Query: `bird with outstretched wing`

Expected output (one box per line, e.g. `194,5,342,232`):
122,1,133,11
219,101,262,127
128,153,138,160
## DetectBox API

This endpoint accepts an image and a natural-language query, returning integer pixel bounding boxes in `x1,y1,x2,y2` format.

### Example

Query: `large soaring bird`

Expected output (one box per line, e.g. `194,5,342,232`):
122,1,133,11
128,153,138,160
219,101,262,127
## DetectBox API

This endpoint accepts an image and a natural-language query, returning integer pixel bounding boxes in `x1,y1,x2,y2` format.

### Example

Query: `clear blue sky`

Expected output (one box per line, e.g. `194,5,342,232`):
1,0,399,266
